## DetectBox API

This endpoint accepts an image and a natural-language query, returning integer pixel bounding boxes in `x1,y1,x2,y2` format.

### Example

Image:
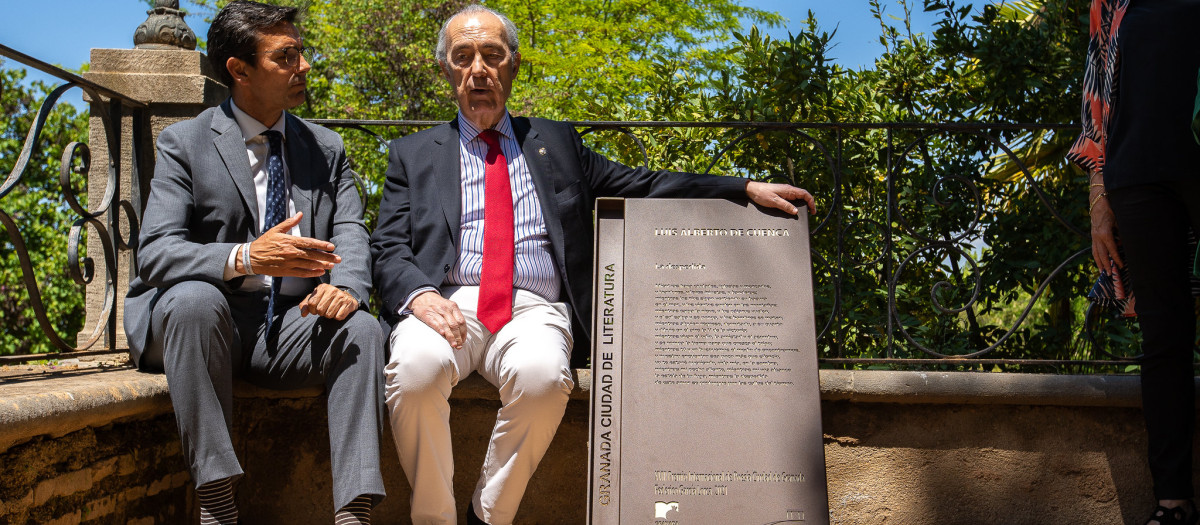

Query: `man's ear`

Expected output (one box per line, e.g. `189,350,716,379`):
511,51,520,75
439,59,452,83
226,56,252,87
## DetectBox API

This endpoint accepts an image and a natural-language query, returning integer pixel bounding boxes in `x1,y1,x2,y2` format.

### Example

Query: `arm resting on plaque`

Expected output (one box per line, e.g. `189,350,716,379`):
745,181,816,215
569,122,816,214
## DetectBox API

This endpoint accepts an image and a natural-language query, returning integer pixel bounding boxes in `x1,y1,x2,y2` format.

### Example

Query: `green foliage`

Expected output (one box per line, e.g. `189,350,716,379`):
23,0,1125,367
299,0,469,226
563,0,1114,368
493,0,781,120
0,62,90,355
185,0,782,230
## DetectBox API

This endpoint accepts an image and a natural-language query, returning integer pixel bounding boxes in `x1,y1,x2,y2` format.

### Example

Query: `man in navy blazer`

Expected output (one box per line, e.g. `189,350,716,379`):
124,2,384,523
370,5,814,524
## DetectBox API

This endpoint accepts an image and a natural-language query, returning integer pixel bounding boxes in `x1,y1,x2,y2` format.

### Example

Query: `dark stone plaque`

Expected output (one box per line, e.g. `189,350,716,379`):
587,198,828,525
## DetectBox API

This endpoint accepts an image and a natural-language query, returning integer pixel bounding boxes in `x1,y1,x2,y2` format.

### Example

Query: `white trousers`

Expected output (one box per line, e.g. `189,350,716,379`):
385,286,574,525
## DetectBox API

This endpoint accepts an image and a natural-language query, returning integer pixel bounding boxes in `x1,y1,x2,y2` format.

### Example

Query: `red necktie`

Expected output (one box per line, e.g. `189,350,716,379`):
477,130,513,333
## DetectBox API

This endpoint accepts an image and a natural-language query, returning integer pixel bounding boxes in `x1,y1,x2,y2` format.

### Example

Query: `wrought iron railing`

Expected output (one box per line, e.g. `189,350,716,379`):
0,47,1126,368
313,119,1118,370
0,44,147,364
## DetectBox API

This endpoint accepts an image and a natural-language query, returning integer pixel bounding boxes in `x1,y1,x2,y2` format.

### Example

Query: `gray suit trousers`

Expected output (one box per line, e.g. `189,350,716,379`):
140,280,385,511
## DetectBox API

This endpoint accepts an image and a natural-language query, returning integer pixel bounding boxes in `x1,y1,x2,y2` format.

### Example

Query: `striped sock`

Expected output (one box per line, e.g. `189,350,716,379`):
197,477,238,525
334,494,373,524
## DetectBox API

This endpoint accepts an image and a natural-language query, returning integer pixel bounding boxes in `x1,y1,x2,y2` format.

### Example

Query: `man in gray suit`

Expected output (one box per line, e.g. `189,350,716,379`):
123,2,384,523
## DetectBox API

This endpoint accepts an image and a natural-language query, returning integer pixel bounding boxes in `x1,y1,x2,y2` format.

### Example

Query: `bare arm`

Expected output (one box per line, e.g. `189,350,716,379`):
1088,171,1123,274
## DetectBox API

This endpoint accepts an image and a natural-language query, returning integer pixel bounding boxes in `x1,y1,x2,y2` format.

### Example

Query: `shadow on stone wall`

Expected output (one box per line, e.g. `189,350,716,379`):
231,393,589,523
823,402,1163,525
0,415,188,524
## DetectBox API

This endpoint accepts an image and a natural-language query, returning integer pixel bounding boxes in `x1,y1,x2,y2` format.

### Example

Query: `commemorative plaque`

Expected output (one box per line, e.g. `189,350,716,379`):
587,198,828,525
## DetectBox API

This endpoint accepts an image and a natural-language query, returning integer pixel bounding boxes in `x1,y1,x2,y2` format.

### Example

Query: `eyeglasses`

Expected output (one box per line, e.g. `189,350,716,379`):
247,46,319,68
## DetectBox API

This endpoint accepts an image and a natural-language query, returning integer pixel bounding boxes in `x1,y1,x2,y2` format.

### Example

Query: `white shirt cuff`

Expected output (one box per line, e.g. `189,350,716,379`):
399,286,439,316
223,244,242,281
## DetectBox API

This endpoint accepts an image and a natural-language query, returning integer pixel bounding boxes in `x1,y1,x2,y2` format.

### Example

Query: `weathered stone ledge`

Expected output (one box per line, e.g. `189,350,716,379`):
0,368,171,452
0,367,1163,453
819,369,1151,407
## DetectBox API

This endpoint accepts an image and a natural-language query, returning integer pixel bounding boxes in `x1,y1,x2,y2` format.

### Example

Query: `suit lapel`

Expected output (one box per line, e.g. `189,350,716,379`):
212,101,260,234
513,118,567,271
285,115,315,239
435,119,463,250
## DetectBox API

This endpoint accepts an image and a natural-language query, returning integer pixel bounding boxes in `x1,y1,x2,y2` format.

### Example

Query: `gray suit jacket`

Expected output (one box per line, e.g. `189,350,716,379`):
125,100,371,368
370,116,747,366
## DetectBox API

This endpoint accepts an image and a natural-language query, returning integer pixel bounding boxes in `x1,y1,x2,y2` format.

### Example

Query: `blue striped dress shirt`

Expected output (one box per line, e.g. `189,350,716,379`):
447,113,560,301
399,113,560,316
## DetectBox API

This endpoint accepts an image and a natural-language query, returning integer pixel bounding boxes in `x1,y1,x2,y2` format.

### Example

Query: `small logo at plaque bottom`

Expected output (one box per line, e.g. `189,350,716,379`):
654,501,679,519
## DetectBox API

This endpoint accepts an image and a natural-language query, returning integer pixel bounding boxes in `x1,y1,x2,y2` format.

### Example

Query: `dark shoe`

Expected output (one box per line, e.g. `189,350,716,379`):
466,501,489,525
1146,500,1199,525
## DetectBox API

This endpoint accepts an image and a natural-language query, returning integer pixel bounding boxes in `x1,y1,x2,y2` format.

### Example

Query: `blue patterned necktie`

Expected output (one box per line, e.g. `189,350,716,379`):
262,130,287,331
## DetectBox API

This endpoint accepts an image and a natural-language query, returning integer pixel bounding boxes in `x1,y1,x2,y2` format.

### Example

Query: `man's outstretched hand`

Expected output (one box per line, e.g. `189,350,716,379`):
243,212,341,277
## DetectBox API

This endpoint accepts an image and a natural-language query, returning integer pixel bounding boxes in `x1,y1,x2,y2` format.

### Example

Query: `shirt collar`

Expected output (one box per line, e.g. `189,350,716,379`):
458,111,514,144
230,99,287,143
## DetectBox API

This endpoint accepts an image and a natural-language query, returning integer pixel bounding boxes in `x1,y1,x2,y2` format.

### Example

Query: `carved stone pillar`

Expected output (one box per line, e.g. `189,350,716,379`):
78,5,226,350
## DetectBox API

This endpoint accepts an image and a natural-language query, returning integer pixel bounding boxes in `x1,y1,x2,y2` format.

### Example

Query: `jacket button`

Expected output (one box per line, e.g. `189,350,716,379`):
443,264,451,272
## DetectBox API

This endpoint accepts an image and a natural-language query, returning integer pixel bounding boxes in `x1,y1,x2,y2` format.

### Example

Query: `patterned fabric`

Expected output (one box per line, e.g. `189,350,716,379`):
334,494,373,524
1088,233,1200,320
1066,0,1130,173
263,130,287,328
1071,0,1135,318
1087,261,1135,317
447,113,560,303
1069,0,1200,318
226,101,306,296
197,477,238,525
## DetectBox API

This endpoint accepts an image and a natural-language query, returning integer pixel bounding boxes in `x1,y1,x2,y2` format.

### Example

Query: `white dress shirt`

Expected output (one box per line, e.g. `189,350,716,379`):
222,100,307,296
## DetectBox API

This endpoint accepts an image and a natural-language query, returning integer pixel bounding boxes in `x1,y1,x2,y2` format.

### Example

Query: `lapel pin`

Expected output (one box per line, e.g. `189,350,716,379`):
538,147,547,156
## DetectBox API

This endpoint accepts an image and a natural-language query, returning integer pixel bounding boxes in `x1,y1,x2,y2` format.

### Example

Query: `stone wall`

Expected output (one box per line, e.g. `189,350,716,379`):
1,369,1193,524
0,416,187,524
228,386,591,524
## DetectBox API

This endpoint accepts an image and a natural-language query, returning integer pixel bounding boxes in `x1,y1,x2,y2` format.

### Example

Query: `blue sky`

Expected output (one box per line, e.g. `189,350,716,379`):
0,0,941,104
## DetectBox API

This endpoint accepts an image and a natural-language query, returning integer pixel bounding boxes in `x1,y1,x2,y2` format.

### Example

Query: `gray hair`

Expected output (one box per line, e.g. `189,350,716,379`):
435,4,520,63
